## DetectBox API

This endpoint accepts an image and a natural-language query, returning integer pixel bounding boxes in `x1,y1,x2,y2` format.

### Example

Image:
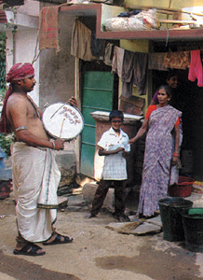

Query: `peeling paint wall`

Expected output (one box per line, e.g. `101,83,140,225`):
38,9,75,109
38,5,78,164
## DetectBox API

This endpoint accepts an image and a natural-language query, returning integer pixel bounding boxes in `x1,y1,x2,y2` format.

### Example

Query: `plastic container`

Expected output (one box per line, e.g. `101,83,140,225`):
181,208,203,252
168,176,195,197
159,197,193,242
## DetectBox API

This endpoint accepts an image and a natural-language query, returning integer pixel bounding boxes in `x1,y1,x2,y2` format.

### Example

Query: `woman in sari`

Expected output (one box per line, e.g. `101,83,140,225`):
129,85,182,218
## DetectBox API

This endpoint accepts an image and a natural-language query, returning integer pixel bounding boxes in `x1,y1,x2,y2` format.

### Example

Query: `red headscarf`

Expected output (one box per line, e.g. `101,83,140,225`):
0,63,35,133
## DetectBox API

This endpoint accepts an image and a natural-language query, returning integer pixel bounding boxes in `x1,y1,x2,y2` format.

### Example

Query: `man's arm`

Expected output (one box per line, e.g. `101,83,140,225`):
15,130,64,150
7,97,64,150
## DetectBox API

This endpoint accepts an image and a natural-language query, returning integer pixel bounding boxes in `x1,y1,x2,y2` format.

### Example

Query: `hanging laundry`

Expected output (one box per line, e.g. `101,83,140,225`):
133,52,148,96
164,51,190,70
71,18,97,61
188,50,203,87
103,43,114,66
148,53,168,71
38,6,60,53
122,50,134,97
90,30,106,59
122,50,148,97
112,46,125,78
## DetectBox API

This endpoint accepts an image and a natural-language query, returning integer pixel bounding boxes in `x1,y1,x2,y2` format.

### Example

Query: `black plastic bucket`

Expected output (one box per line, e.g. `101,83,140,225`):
159,197,193,242
181,208,203,252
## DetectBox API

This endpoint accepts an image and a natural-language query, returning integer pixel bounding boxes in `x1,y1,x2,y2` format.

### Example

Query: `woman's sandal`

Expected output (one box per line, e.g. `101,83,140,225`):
13,242,46,256
42,233,73,246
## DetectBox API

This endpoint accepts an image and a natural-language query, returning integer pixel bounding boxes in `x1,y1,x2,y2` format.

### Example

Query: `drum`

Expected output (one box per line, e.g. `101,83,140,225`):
42,102,84,140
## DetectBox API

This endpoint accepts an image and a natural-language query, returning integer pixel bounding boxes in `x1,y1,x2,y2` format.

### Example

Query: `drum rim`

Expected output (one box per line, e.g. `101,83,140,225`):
42,102,84,140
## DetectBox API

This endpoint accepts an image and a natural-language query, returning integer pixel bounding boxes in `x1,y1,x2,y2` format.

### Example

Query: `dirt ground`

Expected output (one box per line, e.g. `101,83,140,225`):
1,193,203,280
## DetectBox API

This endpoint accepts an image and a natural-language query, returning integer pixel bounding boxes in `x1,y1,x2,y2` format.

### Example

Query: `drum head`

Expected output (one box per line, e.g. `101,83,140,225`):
42,102,84,140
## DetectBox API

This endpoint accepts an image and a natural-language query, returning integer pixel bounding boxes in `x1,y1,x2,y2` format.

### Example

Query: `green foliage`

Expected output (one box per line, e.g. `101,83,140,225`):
0,33,6,61
0,133,14,158
0,89,6,104
0,9,18,158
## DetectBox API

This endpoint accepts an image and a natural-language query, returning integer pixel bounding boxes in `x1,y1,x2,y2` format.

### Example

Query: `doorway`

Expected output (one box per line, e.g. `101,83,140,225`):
80,70,115,177
152,68,203,180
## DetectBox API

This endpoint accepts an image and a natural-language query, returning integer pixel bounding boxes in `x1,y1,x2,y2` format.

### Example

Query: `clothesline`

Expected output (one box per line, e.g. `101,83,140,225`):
37,10,203,97
103,43,191,71
70,19,203,96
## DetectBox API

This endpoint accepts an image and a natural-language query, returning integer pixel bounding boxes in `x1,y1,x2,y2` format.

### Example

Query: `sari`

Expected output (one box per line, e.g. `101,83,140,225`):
138,105,182,216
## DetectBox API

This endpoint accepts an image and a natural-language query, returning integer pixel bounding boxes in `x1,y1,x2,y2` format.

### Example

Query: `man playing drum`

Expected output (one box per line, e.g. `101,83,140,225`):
0,62,77,256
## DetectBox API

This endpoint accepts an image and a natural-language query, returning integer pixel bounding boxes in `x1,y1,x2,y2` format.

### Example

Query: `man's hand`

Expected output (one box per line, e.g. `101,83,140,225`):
54,139,64,150
68,96,78,108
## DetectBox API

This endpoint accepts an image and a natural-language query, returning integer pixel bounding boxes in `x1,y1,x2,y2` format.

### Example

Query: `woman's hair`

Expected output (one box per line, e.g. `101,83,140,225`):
109,110,124,122
158,85,172,98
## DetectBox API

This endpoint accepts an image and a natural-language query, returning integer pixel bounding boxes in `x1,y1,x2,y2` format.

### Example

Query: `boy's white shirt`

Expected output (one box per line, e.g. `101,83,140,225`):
94,127,130,180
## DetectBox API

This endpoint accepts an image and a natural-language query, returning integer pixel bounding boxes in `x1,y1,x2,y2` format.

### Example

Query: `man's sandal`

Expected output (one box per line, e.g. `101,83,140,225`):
42,233,73,246
13,242,45,256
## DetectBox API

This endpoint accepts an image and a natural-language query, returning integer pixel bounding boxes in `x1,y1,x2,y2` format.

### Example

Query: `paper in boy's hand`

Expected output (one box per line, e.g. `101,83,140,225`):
124,143,131,152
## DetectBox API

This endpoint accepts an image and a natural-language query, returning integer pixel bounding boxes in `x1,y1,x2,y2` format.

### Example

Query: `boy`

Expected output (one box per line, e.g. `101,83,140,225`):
88,110,130,222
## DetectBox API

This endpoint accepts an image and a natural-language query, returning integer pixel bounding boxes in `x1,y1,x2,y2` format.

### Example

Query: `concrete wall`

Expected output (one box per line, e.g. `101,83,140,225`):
6,28,40,104
6,1,75,110
38,4,77,154
38,13,75,109
125,0,203,9
5,0,40,104
16,0,39,17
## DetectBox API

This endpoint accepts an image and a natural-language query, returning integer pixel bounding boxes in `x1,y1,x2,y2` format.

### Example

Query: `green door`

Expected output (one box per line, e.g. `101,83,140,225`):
81,71,114,177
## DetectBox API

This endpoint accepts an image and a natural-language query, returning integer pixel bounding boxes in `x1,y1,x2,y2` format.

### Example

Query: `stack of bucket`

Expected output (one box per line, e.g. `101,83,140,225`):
159,197,203,252
181,208,203,252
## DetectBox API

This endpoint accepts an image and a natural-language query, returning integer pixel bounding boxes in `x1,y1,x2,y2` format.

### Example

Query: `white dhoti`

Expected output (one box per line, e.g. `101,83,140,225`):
12,142,61,243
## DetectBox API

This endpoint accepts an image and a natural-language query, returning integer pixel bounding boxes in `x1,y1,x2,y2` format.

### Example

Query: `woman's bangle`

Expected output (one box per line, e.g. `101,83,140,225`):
52,141,55,150
173,153,179,157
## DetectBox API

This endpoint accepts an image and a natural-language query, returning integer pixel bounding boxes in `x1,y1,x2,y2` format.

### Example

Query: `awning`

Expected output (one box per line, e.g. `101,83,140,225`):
60,3,203,41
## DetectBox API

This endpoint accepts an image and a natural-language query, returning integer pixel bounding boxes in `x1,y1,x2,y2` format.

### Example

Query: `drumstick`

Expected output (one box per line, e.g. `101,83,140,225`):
50,101,69,119
60,118,65,138
50,99,76,119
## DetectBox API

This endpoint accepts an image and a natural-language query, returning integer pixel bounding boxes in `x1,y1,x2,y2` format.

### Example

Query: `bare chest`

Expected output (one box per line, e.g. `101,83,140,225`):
27,99,41,119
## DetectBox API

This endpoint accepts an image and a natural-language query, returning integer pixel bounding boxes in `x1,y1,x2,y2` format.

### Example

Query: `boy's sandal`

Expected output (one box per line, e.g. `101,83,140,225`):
42,233,73,246
13,242,45,256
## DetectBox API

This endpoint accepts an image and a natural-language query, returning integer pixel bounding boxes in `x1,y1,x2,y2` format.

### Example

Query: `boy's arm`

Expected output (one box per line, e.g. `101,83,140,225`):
98,146,124,156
